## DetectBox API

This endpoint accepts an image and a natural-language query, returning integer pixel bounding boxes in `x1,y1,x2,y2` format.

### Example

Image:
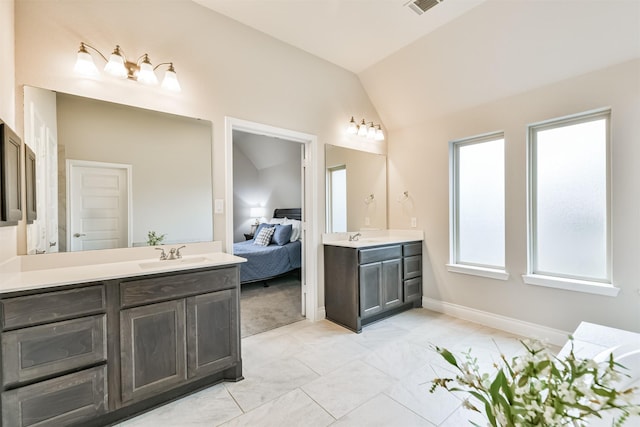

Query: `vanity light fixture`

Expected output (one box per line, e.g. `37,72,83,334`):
346,117,385,140
74,42,181,92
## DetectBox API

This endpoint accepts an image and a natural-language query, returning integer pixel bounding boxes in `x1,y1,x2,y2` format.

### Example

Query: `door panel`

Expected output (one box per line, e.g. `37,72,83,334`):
359,263,382,318
382,259,402,309
186,289,238,378
120,300,186,403
68,161,130,251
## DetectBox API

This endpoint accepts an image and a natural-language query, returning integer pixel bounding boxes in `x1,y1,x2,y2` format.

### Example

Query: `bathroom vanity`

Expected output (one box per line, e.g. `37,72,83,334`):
0,245,244,427
323,232,423,333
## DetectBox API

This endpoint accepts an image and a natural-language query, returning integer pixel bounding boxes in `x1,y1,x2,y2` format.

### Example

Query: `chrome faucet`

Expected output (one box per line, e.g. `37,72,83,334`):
167,245,186,260
348,232,361,242
156,245,186,260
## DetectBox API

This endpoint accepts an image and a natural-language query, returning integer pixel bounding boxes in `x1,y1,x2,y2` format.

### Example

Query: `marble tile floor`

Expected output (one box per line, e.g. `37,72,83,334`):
117,309,545,427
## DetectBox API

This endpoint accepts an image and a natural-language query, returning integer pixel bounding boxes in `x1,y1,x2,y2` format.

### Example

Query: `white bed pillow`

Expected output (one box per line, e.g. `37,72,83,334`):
283,217,302,242
268,217,285,225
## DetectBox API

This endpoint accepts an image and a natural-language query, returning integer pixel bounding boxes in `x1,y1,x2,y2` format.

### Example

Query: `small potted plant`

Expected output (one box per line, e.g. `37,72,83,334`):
430,338,639,426
146,230,166,246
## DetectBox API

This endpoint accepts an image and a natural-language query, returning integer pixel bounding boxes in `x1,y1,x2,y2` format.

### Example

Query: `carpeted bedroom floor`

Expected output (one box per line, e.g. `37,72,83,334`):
240,274,305,338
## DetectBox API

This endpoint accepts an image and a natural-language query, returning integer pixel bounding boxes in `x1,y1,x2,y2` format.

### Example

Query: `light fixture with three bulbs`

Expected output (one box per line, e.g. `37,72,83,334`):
346,117,385,141
74,42,181,92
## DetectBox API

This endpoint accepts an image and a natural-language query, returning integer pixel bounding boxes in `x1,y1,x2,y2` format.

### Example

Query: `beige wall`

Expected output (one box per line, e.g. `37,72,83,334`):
386,60,640,333
0,0,16,263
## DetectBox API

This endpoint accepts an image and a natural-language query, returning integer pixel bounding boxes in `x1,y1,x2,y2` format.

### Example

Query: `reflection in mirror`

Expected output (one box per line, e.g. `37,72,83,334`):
325,144,387,232
24,86,213,254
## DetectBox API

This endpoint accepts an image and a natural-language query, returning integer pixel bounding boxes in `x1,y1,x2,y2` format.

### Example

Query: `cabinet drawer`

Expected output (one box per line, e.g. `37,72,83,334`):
120,267,237,308
1,285,105,330
403,255,422,280
1,365,107,427
2,314,107,387
403,242,422,257
404,277,422,303
359,245,402,265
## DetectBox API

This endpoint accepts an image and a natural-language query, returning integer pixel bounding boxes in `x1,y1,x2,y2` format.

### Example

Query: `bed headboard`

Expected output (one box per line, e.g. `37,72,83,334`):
273,208,302,221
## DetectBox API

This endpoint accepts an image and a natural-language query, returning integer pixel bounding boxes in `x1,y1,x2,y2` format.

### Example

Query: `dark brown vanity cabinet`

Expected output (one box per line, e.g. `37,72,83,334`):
0,285,108,427
118,267,240,404
0,264,242,427
325,241,423,333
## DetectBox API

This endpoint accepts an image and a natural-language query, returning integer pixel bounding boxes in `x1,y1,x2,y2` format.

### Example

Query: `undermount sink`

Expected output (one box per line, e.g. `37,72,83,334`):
138,256,209,269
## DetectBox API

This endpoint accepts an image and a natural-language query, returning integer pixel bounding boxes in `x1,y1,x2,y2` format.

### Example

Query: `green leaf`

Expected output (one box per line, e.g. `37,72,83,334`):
592,386,615,399
517,374,529,387
489,370,505,403
438,348,460,369
536,359,551,373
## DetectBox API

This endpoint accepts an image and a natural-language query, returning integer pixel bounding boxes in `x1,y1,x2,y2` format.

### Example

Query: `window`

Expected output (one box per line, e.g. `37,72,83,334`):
448,133,506,279
525,109,614,295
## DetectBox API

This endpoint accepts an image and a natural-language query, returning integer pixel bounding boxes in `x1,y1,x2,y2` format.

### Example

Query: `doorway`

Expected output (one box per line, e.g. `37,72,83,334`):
67,160,132,251
225,117,318,323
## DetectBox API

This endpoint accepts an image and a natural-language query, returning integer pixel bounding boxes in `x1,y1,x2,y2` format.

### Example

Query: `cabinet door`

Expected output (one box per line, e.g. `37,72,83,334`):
359,263,383,318
186,289,238,378
381,259,402,309
2,315,106,386
120,299,187,403
1,365,106,427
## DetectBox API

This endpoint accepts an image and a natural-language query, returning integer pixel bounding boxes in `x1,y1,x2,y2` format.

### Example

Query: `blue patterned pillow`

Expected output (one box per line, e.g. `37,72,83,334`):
272,224,293,246
253,223,273,238
253,226,275,246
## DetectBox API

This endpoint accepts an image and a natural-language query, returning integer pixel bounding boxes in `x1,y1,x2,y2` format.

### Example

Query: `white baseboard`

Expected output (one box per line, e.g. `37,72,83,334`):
314,306,326,322
422,297,570,347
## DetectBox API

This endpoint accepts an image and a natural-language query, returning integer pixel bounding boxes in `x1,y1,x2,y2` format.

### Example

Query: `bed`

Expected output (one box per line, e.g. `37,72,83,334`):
233,208,302,284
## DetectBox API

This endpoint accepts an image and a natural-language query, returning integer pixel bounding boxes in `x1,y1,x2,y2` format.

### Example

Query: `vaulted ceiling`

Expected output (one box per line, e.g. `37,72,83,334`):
195,0,640,131
193,0,487,74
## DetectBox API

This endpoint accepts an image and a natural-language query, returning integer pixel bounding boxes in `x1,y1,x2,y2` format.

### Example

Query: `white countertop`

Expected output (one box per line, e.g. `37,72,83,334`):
0,242,246,294
322,229,424,248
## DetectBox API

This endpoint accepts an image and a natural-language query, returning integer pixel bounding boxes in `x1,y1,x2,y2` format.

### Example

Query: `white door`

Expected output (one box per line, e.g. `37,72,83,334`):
68,160,132,252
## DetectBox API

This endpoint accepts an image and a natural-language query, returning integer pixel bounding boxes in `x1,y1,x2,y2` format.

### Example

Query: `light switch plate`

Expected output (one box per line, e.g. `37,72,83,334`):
411,217,417,228
214,199,224,214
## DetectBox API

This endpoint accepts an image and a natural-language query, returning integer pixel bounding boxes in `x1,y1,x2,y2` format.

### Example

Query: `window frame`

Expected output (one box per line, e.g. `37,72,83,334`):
524,108,617,296
447,131,508,280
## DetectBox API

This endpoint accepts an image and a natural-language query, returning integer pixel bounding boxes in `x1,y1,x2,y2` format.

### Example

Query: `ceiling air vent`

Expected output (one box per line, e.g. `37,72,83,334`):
406,0,444,16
